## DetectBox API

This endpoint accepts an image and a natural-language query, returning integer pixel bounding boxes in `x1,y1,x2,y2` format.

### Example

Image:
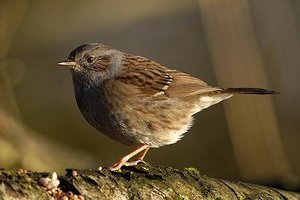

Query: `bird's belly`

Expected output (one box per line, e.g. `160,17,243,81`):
77,91,193,147
77,94,139,145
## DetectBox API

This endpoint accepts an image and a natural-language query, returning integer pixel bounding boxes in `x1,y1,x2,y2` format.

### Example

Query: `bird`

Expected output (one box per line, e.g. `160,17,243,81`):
57,43,277,171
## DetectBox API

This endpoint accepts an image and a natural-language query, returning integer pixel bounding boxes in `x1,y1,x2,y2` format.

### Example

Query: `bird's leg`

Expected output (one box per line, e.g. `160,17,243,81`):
137,145,150,160
122,145,150,167
108,144,150,171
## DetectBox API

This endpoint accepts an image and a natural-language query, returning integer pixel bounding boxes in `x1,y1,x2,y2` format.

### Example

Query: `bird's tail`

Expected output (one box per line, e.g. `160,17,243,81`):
220,87,278,95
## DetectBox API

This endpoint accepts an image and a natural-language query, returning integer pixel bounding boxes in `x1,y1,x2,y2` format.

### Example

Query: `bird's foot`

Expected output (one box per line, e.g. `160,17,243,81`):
107,144,150,171
123,159,146,166
108,159,145,171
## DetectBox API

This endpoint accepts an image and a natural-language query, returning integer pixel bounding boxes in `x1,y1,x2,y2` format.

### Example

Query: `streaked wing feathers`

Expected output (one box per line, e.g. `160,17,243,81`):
166,71,218,97
116,54,219,98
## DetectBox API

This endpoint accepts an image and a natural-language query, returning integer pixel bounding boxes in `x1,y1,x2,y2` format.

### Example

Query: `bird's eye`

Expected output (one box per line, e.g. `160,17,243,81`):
87,55,96,64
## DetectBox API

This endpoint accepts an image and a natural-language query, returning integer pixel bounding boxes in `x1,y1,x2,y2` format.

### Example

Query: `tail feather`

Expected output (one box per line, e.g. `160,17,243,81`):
221,87,278,95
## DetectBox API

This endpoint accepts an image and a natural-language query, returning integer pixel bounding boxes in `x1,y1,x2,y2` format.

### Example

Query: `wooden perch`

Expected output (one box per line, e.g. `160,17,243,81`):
0,163,299,200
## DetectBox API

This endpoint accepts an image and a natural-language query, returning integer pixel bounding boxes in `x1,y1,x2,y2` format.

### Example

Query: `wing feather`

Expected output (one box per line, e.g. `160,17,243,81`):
116,54,220,98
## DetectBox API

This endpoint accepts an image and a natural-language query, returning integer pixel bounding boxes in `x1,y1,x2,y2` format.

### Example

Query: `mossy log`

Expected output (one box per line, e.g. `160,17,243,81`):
0,163,299,200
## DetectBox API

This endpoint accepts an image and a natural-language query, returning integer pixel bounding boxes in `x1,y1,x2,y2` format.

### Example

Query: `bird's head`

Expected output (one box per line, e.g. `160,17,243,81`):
57,43,122,85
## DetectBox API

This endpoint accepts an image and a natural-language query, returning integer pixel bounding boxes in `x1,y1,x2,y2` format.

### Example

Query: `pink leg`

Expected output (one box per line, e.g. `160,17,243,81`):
121,146,151,167
137,146,150,160
109,144,150,171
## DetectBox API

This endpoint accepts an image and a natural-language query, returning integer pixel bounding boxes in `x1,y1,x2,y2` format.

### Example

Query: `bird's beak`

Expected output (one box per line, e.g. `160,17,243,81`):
57,60,77,68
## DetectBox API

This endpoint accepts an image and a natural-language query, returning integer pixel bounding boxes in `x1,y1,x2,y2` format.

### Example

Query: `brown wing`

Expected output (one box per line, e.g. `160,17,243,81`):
116,54,220,98
165,71,221,97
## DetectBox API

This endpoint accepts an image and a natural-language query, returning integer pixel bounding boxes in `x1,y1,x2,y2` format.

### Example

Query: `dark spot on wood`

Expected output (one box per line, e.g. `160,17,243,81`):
82,176,98,186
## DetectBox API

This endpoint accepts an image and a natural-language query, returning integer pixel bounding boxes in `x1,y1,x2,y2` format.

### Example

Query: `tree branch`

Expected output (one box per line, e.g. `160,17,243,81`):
0,164,299,200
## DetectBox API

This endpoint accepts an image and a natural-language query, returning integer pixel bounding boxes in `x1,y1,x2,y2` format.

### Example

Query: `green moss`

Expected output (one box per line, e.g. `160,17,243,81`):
184,167,199,174
0,169,51,199
179,194,190,200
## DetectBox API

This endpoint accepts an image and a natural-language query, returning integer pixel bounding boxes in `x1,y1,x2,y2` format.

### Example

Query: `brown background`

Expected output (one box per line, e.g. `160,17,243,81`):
0,0,299,191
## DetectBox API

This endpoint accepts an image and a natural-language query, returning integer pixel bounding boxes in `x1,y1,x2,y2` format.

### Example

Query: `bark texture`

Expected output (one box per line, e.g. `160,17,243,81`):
0,164,299,200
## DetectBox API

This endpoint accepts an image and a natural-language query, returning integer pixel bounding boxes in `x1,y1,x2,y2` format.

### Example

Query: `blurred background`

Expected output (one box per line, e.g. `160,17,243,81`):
0,0,299,191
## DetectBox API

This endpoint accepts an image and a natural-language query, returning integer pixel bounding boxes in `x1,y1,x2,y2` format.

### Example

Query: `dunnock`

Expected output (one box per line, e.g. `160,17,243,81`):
57,43,277,171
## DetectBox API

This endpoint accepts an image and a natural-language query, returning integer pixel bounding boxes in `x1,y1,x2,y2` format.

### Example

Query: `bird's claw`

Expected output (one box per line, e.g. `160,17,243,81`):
108,159,145,171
